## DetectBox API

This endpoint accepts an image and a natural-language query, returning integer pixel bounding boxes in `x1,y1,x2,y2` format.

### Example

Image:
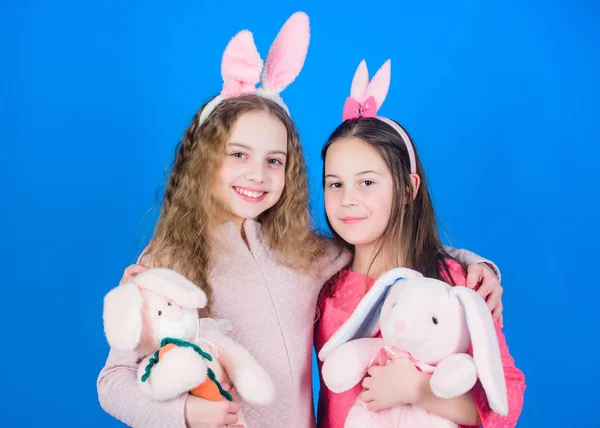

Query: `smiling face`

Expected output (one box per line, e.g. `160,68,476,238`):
214,110,288,227
324,137,394,248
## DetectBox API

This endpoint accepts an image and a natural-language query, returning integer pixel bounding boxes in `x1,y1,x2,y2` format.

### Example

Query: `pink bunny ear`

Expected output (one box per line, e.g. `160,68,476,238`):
365,59,391,109
220,30,263,98
350,60,370,102
260,11,310,93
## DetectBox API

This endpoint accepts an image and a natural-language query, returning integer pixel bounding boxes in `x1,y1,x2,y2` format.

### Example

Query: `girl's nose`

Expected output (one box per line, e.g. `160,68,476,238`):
341,189,359,207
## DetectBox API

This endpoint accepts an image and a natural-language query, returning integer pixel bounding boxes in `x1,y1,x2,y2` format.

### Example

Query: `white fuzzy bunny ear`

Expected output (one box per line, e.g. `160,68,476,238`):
103,282,144,351
453,287,509,416
260,11,310,93
318,267,422,362
365,59,391,110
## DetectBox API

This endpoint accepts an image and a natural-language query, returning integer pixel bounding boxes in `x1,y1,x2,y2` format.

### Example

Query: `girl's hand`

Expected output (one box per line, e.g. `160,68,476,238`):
184,384,244,428
119,240,155,285
119,264,148,285
466,263,504,327
359,354,429,411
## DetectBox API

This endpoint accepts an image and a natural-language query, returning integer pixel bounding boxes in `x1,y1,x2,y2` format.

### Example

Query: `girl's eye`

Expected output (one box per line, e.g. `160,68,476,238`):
231,152,246,159
268,158,283,165
328,182,342,189
360,180,375,186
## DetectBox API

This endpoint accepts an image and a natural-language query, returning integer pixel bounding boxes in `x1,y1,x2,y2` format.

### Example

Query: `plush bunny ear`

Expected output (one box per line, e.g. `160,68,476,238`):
220,30,263,98
365,59,391,110
318,267,422,362
133,268,207,309
260,11,310,93
103,282,144,351
452,286,509,416
198,30,263,124
350,60,370,102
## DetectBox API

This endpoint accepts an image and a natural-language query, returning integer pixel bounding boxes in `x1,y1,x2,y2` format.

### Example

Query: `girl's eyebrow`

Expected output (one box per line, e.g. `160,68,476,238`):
228,142,287,156
325,170,383,179
356,170,383,177
227,142,252,150
268,150,287,157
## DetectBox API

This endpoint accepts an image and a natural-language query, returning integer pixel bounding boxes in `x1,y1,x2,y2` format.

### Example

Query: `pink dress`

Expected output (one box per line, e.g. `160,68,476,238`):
314,261,526,428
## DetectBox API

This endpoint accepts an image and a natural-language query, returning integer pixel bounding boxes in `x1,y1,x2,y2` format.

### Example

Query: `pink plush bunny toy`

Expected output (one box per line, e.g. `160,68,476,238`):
318,267,509,428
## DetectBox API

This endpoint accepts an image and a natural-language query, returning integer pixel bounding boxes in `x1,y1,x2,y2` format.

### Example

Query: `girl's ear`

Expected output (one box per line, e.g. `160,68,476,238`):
405,173,421,203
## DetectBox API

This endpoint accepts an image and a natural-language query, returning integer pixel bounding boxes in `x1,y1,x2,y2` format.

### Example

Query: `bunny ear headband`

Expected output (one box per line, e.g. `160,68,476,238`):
342,60,417,174
198,12,310,125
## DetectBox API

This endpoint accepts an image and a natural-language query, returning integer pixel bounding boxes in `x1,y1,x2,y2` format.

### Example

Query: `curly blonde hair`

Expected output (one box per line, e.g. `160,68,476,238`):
147,95,326,315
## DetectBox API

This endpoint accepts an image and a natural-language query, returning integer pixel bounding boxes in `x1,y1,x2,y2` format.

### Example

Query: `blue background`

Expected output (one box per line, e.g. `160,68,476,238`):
2,0,598,426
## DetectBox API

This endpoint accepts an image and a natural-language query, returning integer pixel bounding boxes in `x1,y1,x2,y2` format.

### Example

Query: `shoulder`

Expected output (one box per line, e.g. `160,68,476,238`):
438,258,467,287
316,267,352,308
314,238,352,282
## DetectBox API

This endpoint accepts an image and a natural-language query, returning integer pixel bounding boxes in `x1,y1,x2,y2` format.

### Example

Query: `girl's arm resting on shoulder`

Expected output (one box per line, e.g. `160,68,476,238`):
97,347,187,428
444,246,501,281
316,243,352,283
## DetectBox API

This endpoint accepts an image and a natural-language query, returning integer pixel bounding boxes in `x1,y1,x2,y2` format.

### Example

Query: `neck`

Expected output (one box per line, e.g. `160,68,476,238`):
352,241,385,278
231,217,245,232
352,239,407,279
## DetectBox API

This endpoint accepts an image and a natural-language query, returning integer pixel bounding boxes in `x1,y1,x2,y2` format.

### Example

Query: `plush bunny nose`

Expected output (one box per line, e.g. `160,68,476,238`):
394,320,406,332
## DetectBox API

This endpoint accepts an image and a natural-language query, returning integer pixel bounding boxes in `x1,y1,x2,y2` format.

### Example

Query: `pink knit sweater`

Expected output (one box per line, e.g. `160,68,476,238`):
97,220,493,428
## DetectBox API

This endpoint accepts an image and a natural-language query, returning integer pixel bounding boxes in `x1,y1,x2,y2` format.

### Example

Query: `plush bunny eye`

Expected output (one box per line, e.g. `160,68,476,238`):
432,316,438,325
167,302,172,306
158,311,162,316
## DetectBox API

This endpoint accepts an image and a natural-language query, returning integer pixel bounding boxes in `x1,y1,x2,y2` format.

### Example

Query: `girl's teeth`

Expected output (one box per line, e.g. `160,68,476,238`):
236,188,264,198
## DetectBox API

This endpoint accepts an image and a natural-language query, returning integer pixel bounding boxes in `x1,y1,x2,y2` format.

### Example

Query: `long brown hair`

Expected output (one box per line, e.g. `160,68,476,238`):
147,95,325,315
321,117,466,284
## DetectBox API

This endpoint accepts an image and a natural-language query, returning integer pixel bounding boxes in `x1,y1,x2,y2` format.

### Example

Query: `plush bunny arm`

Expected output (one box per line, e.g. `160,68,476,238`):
321,337,384,393
137,347,208,401
206,332,275,405
430,353,478,399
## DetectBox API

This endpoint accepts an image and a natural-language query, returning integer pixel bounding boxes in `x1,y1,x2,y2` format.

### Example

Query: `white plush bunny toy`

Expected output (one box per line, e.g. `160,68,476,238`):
318,267,508,428
103,268,275,426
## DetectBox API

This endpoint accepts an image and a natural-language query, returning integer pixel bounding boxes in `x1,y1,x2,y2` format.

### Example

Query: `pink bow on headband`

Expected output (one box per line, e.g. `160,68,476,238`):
342,59,391,121
342,95,378,120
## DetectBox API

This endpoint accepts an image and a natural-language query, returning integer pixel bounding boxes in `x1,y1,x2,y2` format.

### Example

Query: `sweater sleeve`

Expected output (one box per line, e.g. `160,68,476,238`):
444,246,502,282
96,347,187,428
315,240,352,284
